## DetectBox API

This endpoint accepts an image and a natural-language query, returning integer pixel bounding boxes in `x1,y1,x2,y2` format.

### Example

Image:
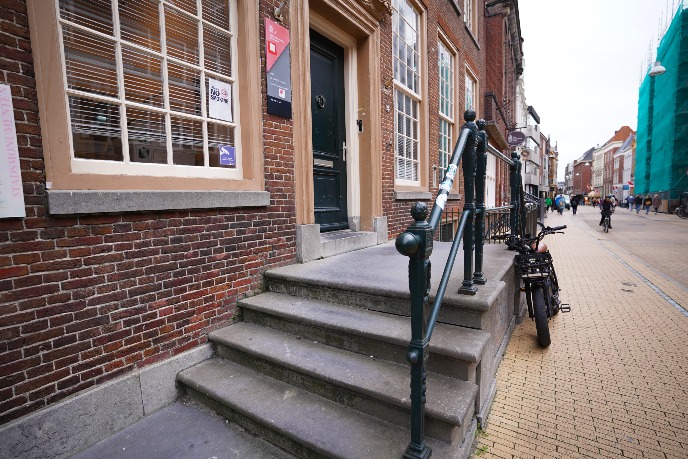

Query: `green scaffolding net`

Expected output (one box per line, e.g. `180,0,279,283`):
636,4,688,206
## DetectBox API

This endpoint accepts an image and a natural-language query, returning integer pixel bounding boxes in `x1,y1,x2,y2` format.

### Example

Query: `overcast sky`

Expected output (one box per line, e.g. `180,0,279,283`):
517,0,681,177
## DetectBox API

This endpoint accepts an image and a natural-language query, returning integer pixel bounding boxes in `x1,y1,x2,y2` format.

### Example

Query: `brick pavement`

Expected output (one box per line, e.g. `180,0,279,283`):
472,205,688,458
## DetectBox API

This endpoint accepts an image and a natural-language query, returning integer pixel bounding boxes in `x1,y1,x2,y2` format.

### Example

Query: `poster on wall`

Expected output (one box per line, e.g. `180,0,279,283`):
265,18,292,118
0,84,25,218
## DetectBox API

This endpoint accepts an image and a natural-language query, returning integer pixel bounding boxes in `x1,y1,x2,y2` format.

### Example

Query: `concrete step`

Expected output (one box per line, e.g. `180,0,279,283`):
178,358,475,459
238,291,490,381
265,241,516,330
209,323,478,444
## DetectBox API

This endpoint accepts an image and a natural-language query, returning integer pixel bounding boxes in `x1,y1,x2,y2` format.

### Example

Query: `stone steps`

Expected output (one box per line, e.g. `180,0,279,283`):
177,241,519,458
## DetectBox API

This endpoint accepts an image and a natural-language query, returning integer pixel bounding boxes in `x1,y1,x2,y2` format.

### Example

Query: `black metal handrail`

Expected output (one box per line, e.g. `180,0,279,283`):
395,111,525,458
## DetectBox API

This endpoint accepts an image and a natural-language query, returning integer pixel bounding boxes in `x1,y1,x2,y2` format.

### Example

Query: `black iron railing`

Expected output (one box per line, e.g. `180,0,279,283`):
395,111,530,458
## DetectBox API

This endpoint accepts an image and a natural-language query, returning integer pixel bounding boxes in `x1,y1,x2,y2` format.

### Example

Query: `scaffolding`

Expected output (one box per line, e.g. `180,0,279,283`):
636,3,688,210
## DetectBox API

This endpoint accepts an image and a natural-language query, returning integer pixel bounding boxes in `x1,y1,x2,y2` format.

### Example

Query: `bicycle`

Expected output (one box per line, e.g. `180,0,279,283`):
602,213,611,233
675,191,688,219
509,222,570,347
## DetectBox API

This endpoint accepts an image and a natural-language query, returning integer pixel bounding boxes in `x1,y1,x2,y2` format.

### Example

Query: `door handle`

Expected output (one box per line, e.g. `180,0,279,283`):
342,141,347,162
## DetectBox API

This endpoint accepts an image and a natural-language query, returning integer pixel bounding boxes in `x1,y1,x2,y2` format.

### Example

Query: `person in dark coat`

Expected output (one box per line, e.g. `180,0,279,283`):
599,196,613,229
571,197,579,215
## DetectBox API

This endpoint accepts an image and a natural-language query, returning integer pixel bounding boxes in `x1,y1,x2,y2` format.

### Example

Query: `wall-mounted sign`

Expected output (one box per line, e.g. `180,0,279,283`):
208,78,232,122
0,84,25,218
506,130,526,146
265,18,292,118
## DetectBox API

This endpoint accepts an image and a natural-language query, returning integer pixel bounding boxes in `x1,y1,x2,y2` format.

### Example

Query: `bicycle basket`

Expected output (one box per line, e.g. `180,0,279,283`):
514,252,553,277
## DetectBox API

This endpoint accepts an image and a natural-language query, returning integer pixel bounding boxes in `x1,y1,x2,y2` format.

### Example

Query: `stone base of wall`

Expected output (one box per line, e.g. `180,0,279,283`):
0,345,212,459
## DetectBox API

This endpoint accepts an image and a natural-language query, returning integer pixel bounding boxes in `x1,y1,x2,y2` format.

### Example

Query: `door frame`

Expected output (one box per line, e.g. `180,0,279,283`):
290,0,382,232
310,13,359,230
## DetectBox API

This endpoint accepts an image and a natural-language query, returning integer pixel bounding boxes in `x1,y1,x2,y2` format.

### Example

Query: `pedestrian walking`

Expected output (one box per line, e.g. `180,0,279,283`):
545,196,552,213
627,195,634,211
571,197,579,215
635,197,642,213
644,195,653,214
557,196,565,215
652,194,661,214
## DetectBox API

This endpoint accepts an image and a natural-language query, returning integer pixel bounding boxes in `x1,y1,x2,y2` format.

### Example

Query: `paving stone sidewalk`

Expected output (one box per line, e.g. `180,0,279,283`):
472,206,688,458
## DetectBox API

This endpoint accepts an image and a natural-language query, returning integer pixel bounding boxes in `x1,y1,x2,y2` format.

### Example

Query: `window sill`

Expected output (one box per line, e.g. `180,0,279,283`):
47,190,270,215
394,191,433,201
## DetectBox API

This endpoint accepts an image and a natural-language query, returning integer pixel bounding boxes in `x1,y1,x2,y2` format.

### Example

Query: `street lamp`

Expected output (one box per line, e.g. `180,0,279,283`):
649,61,666,77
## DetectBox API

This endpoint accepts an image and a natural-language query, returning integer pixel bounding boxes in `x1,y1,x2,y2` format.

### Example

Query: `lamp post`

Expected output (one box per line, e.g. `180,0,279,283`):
645,61,667,192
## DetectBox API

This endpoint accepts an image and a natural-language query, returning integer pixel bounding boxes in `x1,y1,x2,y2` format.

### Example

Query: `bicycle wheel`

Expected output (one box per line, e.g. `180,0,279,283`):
531,285,551,347
679,207,688,219
603,218,609,233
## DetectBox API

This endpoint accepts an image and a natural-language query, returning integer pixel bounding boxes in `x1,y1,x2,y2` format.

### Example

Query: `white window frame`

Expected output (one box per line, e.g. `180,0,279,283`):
392,0,423,185
438,37,455,175
464,0,476,36
465,66,478,112
58,0,241,180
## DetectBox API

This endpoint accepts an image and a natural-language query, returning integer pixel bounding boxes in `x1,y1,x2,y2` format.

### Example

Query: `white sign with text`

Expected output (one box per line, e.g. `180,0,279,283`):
0,84,25,218
208,78,233,122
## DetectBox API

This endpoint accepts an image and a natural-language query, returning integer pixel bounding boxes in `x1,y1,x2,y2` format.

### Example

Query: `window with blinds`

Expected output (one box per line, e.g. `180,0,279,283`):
392,0,421,183
438,40,454,175
58,0,237,175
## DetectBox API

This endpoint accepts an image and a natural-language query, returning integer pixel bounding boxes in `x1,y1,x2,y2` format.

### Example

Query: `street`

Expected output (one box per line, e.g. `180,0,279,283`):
473,204,688,458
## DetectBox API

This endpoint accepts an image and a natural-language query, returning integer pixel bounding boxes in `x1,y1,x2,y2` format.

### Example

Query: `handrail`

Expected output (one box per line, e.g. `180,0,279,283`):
487,143,515,166
395,110,524,459
425,209,471,342
428,127,472,232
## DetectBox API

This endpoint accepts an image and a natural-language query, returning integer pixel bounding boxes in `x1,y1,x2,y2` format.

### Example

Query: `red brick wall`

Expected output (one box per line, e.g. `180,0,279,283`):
0,0,296,424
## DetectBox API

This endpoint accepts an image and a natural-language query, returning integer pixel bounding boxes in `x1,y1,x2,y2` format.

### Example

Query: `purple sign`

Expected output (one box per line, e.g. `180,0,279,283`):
219,145,236,167
507,131,526,146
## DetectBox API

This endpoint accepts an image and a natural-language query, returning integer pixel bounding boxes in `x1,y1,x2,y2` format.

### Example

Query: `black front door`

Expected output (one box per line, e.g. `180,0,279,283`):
310,30,348,232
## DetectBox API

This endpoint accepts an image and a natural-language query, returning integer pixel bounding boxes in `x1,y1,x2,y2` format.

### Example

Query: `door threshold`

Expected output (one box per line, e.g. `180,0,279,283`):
320,230,378,259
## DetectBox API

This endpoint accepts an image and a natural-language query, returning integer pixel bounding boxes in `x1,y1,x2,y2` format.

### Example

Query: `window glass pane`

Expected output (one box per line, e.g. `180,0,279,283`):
127,107,167,164
119,0,161,52
394,89,419,181
63,26,118,97
168,62,202,115
122,46,163,107
171,115,204,166
392,0,419,93
438,41,453,119
202,0,230,30
165,0,197,15
208,122,235,168
59,0,113,36
165,6,199,65
70,96,123,161
204,27,232,76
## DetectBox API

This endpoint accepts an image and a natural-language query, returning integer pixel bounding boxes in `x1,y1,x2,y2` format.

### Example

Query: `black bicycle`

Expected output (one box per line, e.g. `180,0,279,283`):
602,212,611,232
510,222,570,347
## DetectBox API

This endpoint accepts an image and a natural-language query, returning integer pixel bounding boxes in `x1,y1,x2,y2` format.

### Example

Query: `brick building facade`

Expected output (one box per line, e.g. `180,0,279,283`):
1,0,522,430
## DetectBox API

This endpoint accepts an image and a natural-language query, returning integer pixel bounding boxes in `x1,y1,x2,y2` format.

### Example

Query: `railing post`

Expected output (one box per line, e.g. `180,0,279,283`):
458,110,478,295
473,120,488,285
395,202,433,459
509,151,520,247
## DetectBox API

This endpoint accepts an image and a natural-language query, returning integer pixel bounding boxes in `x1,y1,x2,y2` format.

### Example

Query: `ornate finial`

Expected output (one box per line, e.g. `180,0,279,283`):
477,119,486,131
511,151,519,159
410,202,428,221
463,110,476,122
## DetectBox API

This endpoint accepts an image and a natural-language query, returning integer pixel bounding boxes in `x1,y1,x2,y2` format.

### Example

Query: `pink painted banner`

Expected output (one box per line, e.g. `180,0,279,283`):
0,84,25,218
